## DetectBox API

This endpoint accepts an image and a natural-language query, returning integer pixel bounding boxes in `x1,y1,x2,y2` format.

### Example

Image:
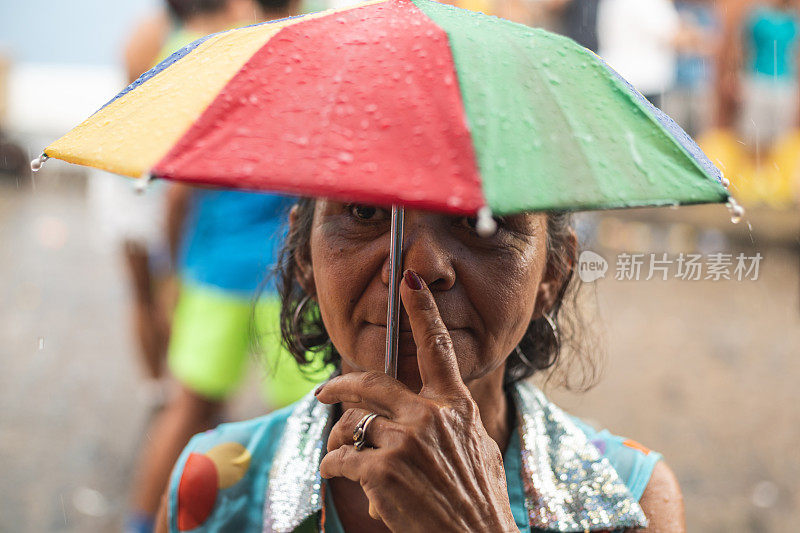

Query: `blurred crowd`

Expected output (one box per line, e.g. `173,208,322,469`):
513,0,800,210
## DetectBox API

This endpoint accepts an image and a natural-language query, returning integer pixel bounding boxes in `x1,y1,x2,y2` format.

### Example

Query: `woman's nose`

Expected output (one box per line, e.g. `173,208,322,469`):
382,219,456,291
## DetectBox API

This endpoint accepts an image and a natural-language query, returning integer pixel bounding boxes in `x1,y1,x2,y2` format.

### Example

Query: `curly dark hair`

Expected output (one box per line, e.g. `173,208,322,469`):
273,198,593,388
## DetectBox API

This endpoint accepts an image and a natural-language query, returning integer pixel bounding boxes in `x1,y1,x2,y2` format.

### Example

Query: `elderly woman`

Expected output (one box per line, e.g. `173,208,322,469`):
156,200,684,532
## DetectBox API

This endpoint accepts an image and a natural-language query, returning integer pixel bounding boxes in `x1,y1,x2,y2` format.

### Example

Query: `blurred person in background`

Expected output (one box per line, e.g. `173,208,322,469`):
126,1,332,532
737,0,798,150
663,0,719,138
86,6,174,402
597,0,681,108
538,0,600,52
0,53,29,179
707,0,800,207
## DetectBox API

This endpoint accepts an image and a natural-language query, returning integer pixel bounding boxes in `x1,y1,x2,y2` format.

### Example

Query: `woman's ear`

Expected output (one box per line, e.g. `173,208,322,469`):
534,227,577,318
289,204,316,298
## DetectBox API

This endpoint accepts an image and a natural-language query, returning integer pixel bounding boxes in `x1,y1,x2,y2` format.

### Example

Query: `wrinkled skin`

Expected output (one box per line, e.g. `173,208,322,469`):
299,201,562,532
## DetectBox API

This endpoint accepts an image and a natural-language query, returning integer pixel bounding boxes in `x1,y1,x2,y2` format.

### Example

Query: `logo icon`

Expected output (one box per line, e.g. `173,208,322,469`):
578,250,608,282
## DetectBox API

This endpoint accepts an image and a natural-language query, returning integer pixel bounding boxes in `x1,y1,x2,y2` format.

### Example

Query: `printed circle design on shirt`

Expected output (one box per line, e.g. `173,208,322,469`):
176,442,253,530
206,442,252,489
177,453,218,531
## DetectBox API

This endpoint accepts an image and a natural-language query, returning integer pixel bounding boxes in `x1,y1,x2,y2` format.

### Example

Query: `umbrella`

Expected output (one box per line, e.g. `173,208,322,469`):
37,0,737,377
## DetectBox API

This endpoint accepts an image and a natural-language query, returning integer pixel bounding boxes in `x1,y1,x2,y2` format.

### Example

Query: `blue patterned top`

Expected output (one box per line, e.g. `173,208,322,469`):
168,382,660,532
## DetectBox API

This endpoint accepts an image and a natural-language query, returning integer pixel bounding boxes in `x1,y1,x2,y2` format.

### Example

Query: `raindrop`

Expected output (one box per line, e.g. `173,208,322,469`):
626,131,648,176
30,154,48,172
136,173,152,194
726,197,745,224
38,337,44,350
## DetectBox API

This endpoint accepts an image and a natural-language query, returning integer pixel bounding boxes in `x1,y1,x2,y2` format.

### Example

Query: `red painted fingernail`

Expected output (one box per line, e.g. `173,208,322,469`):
404,270,423,290
314,385,324,396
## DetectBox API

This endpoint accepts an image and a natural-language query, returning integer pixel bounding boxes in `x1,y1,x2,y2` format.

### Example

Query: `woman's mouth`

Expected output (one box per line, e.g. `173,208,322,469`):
365,322,468,357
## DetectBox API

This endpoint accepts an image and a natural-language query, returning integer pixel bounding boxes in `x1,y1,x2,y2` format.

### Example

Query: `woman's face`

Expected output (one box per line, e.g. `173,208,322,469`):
298,200,560,391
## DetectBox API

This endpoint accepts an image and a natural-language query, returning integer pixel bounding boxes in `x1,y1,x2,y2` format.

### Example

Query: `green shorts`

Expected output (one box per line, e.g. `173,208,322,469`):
168,281,331,406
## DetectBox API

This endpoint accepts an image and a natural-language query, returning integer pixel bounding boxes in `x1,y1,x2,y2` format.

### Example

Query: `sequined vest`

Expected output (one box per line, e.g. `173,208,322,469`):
168,381,649,532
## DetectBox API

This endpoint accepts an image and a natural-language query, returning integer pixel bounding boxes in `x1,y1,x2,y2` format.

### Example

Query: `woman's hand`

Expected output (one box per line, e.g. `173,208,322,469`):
315,270,517,533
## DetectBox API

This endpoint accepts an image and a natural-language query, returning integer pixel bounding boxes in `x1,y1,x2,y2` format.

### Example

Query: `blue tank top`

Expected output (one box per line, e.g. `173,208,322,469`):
179,190,296,295
746,6,799,79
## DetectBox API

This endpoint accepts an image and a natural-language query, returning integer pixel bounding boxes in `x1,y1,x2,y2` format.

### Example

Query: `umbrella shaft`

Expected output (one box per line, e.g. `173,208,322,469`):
385,205,404,378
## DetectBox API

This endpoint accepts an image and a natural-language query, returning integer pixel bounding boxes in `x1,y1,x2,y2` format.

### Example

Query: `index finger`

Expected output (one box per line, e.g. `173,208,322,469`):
315,371,418,418
400,269,465,395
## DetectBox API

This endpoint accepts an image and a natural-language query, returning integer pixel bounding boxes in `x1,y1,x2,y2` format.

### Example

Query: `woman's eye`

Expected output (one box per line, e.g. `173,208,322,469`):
348,204,388,221
458,215,505,234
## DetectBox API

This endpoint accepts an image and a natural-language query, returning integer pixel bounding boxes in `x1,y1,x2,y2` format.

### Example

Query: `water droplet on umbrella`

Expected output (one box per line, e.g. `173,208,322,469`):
30,154,48,172
726,198,745,224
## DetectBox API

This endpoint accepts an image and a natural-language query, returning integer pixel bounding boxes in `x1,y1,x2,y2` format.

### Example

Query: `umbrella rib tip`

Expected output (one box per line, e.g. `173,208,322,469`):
136,172,153,194
476,206,497,237
30,153,49,173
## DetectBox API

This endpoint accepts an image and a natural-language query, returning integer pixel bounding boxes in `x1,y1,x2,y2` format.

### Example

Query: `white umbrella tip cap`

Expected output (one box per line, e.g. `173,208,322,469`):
476,207,497,237
30,154,49,172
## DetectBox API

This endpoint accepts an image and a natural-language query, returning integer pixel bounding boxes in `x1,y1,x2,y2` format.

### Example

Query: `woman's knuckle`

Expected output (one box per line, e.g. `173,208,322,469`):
341,408,362,429
359,370,384,390
460,397,480,420
424,329,453,351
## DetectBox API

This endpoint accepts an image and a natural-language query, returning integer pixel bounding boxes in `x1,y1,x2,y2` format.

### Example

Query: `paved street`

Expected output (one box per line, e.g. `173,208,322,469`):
1,169,798,532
